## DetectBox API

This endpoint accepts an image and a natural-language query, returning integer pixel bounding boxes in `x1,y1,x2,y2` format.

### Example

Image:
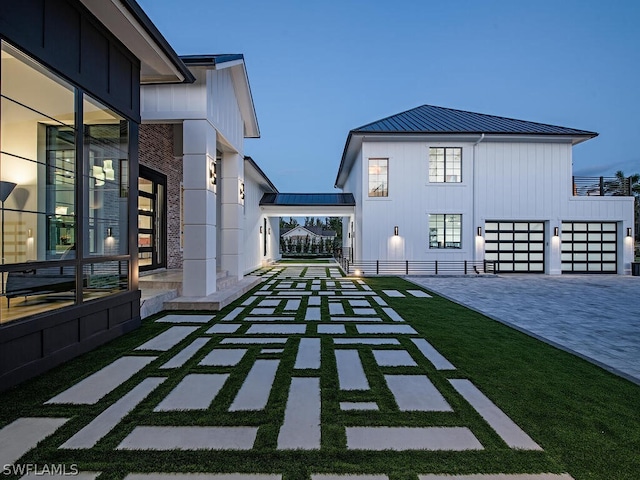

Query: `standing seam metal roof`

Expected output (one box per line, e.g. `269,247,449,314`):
260,193,356,207
353,104,598,136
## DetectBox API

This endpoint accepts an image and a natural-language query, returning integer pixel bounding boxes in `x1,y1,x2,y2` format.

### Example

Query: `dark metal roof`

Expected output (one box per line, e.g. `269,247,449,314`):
353,104,598,137
260,193,356,207
180,54,245,66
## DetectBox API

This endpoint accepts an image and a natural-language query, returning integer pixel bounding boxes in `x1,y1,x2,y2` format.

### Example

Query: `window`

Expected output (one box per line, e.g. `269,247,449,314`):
0,40,131,324
429,147,461,182
429,214,462,249
368,158,388,197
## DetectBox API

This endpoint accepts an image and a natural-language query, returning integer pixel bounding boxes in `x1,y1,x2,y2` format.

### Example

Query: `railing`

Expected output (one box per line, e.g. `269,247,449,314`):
339,258,496,276
573,176,632,196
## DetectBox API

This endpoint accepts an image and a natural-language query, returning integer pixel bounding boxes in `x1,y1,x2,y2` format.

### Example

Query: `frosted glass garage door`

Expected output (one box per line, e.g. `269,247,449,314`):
484,221,545,273
561,222,617,273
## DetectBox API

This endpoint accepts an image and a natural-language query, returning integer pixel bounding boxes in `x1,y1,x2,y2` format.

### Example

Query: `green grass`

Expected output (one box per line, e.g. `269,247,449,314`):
1,274,639,479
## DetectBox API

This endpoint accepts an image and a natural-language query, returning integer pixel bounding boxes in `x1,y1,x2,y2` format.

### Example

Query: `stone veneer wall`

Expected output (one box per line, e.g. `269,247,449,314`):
139,124,183,269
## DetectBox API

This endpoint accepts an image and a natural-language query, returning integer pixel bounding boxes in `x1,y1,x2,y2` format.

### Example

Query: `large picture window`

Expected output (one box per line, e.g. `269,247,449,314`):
429,147,461,183
0,40,131,324
368,158,388,197
429,214,462,249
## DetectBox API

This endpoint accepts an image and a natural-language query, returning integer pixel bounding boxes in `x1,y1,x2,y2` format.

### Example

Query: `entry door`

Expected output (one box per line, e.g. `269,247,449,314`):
484,221,545,273
138,166,167,271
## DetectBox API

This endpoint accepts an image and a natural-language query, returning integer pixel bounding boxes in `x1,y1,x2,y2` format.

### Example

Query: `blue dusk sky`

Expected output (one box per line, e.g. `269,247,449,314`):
138,0,640,193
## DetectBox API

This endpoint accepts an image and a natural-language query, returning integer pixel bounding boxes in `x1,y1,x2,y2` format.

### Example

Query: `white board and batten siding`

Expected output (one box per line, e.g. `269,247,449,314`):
342,138,634,273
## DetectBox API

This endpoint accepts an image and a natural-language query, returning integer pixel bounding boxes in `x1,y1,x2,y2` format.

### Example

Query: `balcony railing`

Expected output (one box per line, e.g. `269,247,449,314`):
573,176,633,197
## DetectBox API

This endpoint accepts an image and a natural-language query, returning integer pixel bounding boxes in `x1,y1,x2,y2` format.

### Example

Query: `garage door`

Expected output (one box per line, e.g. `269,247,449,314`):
561,222,617,273
484,221,545,273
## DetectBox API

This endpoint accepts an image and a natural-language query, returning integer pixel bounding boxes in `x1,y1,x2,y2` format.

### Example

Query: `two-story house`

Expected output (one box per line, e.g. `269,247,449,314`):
335,105,634,274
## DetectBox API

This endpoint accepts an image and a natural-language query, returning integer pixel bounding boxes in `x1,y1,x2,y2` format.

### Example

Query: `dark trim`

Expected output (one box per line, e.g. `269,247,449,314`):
180,54,244,66
119,0,194,84
244,156,278,193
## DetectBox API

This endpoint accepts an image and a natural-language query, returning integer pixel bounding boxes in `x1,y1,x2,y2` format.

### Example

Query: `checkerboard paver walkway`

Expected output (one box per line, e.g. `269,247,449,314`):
0,263,575,479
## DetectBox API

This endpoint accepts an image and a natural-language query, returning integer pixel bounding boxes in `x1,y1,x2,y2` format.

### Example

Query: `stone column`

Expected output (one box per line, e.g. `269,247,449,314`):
182,119,217,296
220,151,244,280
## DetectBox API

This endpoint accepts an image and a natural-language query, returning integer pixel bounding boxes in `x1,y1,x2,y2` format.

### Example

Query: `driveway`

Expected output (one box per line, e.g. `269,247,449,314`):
406,274,640,384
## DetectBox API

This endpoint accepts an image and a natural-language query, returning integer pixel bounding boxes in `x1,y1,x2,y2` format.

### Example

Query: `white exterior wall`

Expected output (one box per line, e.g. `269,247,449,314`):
341,151,363,259
208,69,244,152
243,169,279,273
344,138,634,273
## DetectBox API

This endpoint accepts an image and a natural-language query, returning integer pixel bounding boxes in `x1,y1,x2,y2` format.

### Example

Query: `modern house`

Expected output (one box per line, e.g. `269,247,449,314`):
0,0,194,389
335,105,635,274
281,225,337,243
139,54,280,299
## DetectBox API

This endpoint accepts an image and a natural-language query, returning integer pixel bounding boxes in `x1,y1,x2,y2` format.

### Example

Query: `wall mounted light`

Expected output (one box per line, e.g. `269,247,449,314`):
260,226,263,234
240,182,245,200
627,227,632,237
106,227,113,237
27,228,33,238
268,228,271,235
554,227,559,236
210,160,216,185
394,226,399,236
477,227,482,237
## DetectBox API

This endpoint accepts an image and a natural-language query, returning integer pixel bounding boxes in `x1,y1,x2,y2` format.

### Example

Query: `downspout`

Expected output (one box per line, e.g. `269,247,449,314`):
473,134,485,264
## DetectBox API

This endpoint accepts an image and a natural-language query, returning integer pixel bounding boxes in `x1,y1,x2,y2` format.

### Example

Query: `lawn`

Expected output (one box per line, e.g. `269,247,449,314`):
0,273,638,480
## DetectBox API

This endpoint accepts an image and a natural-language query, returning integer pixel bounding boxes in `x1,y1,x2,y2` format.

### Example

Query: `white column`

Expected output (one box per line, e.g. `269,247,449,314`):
182,120,217,296
220,152,244,280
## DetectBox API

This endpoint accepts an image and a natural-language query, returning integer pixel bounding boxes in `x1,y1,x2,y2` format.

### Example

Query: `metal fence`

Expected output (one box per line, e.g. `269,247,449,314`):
572,176,632,197
339,258,496,276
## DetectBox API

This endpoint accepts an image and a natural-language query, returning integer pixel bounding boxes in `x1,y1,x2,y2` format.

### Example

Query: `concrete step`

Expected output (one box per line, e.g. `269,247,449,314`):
140,288,179,319
163,276,262,311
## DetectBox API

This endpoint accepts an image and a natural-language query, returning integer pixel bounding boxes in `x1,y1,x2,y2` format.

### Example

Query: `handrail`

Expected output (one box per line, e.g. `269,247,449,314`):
339,258,496,276
572,176,632,196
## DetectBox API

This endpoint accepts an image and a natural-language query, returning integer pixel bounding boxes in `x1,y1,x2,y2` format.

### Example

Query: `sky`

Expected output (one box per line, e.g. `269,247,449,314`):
138,0,640,193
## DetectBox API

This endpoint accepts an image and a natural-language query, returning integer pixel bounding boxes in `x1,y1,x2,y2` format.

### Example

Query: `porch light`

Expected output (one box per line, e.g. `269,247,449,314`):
627,227,632,237
394,226,399,236
268,228,271,235
106,227,112,237
554,227,559,236
477,227,482,237
27,228,32,238
260,226,263,234
210,160,216,185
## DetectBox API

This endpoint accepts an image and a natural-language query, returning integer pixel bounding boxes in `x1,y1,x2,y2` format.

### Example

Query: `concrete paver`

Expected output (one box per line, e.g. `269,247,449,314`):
407,275,640,383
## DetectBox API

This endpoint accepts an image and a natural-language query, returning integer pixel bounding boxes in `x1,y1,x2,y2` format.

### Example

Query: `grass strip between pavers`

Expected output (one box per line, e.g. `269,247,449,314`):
0,273,639,480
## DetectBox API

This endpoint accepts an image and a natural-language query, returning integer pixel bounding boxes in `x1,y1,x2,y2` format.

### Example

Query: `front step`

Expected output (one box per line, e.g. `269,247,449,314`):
163,276,262,311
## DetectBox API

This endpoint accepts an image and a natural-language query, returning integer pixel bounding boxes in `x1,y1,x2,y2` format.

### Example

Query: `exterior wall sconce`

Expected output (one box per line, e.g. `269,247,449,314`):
240,182,245,201
260,226,263,234
394,226,399,236
627,227,632,237
477,227,482,237
554,227,559,236
268,228,271,235
27,228,33,238
210,160,217,186
106,227,113,237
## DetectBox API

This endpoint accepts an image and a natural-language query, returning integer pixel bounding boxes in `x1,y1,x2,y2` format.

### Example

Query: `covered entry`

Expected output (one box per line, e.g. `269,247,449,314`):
258,193,356,260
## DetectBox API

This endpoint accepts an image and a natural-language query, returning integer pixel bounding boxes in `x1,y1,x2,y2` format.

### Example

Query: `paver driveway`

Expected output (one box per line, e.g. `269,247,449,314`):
0,264,576,479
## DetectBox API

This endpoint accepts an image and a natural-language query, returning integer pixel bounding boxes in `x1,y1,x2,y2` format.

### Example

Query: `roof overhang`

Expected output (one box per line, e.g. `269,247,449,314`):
259,192,356,217
245,156,278,193
79,0,194,85
334,131,597,188
181,55,260,138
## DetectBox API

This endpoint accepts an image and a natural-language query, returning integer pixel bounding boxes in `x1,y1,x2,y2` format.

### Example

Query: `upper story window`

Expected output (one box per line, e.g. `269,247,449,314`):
368,158,388,197
429,147,461,183
429,214,462,249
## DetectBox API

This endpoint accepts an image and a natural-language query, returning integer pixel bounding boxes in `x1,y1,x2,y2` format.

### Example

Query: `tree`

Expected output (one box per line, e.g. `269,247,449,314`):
611,171,640,242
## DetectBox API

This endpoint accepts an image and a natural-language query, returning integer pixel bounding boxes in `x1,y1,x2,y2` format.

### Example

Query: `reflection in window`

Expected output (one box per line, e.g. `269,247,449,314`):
429,214,462,249
368,158,388,197
84,95,129,258
429,147,461,183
